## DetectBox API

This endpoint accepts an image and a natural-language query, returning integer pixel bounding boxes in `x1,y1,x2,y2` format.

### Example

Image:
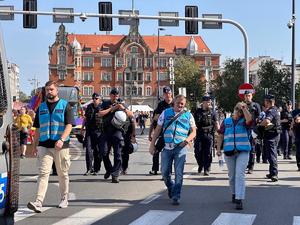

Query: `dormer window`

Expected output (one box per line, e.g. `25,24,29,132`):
102,46,109,53
131,46,138,53
83,47,91,52
158,48,165,53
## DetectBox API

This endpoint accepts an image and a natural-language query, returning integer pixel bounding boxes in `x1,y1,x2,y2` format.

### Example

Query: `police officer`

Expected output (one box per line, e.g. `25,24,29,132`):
259,94,281,182
99,88,133,183
148,86,173,175
280,100,293,159
81,93,110,176
243,90,261,174
193,95,219,176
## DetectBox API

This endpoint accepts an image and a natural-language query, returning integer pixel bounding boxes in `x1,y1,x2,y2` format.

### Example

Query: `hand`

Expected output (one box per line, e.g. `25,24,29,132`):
216,150,222,156
55,139,64,150
149,144,156,155
32,147,38,156
179,140,188,147
111,105,119,112
148,136,152,142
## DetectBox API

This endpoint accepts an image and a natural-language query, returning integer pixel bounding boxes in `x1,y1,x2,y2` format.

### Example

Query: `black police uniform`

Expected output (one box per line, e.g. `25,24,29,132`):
264,106,281,178
292,109,300,169
84,102,110,174
151,100,172,173
121,115,136,173
193,107,216,174
99,100,127,180
246,101,261,172
280,107,293,159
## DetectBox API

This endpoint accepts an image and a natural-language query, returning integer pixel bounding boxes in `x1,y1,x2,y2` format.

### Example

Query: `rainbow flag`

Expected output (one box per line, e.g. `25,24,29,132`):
29,91,42,112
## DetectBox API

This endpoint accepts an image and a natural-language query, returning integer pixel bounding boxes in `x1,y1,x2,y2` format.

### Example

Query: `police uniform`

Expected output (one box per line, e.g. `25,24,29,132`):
193,96,216,175
280,101,293,159
245,99,261,173
84,93,110,175
263,95,281,181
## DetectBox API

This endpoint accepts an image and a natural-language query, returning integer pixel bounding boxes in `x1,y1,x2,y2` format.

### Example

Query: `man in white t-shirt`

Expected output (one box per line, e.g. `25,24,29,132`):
149,95,196,205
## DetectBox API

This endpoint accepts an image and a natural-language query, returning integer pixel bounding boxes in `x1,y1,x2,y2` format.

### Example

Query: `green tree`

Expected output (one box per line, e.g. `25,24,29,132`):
212,58,244,112
256,61,291,106
19,91,29,102
174,56,205,109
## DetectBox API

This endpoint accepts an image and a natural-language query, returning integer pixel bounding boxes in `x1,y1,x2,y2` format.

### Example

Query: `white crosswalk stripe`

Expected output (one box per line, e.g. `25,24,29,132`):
129,210,183,225
51,208,119,225
14,206,51,222
293,216,300,225
211,213,256,225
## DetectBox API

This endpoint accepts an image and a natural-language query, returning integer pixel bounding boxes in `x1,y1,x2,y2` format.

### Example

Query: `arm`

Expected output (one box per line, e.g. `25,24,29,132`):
148,114,160,141
55,124,72,150
216,134,224,156
32,128,40,155
181,126,196,147
241,103,252,124
149,124,163,155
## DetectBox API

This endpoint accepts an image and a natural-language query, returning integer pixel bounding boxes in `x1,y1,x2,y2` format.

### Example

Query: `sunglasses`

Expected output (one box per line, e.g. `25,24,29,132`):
93,97,99,100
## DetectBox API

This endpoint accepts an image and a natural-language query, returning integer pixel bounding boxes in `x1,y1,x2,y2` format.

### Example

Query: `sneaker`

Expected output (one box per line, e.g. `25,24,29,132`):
297,168,300,171
270,176,278,182
265,174,272,179
198,167,202,174
287,156,292,160
172,198,180,205
235,199,243,210
92,171,99,176
104,172,111,179
149,170,158,175
20,154,26,159
112,176,119,183
121,170,128,175
203,170,210,176
58,195,68,208
167,189,172,199
84,170,92,176
247,169,253,174
27,200,42,213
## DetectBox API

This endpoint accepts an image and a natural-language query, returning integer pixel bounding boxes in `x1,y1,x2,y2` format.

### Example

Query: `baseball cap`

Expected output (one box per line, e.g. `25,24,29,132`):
163,86,172,93
92,92,100,99
202,95,211,101
264,94,275,100
286,100,292,105
110,87,119,95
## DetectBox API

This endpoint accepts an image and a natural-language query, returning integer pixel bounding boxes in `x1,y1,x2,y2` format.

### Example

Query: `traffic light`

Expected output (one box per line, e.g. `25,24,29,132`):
23,0,37,29
99,2,113,31
185,6,198,34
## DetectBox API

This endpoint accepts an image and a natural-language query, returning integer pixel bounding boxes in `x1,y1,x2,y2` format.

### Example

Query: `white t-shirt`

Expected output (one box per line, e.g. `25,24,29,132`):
157,109,196,150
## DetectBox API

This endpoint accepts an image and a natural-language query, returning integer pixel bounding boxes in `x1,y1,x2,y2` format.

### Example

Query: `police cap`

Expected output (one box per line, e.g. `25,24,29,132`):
286,100,292,105
92,92,100,99
202,95,211,101
163,86,172,93
110,87,119,95
264,94,275,100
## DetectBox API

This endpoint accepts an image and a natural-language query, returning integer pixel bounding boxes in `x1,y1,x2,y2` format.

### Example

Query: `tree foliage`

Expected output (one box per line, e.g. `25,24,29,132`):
174,56,205,106
255,60,291,106
212,58,244,112
19,91,29,103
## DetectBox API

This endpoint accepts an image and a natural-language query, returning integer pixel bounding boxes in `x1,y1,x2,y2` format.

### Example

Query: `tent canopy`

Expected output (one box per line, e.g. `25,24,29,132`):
129,105,153,112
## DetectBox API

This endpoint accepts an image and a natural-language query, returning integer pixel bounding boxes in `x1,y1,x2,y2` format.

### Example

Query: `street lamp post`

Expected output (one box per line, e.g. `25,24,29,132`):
157,27,165,100
289,0,296,108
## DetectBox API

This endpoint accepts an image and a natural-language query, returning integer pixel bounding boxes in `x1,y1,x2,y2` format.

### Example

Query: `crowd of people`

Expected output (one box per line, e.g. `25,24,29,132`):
21,81,300,213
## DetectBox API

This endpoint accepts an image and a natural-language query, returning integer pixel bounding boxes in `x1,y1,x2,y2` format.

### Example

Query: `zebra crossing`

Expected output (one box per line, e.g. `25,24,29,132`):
14,206,300,225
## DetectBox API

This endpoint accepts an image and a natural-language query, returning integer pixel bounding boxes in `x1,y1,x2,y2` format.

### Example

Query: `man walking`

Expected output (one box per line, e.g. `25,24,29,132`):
27,81,73,213
149,95,196,205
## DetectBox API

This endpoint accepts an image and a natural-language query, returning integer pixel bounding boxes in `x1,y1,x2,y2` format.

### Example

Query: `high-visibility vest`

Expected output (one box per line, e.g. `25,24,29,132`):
223,117,251,152
39,99,69,142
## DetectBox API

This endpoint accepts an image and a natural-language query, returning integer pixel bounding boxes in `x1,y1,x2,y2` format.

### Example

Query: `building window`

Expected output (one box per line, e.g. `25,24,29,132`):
137,58,143,68
158,72,168,81
126,57,131,67
117,72,123,81
75,58,81,67
101,86,111,96
83,57,94,67
101,72,112,81
146,86,152,96
138,72,143,81
58,71,66,80
131,46,138,53
158,48,165,53
83,86,94,96
146,58,152,68
116,86,123,95
102,46,109,52
132,86,137,96
83,47,91,52
138,87,143,96
101,58,112,67
117,57,124,67
205,57,211,67
58,46,66,65
83,71,94,81
158,58,168,67
74,71,81,81
145,72,152,81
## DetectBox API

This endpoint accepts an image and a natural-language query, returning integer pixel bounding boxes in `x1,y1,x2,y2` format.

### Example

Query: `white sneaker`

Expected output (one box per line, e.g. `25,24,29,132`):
27,200,42,213
58,195,68,208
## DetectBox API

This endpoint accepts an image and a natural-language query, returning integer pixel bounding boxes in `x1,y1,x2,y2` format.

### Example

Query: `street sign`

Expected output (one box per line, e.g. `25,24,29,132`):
0,6,14,20
170,80,175,85
118,10,139,25
202,14,222,29
238,83,255,99
178,87,186,97
158,12,179,27
53,8,74,23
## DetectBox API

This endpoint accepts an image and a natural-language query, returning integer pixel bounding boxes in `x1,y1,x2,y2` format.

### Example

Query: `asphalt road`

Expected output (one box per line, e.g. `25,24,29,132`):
11,131,300,225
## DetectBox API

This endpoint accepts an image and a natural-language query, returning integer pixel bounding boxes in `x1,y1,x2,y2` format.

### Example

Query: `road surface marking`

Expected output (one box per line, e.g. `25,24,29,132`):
293,216,300,225
211,213,256,225
52,183,76,200
139,194,161,204
19,175,38,182
183,166,198,178
129,210,183,225
51,207,118,225
14,206,51,222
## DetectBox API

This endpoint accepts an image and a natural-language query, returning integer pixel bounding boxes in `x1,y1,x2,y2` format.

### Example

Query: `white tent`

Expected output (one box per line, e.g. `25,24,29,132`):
129,105,153,112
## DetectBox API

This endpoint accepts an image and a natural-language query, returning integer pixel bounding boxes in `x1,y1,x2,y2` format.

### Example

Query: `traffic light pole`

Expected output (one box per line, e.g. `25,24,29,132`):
0,9,250,83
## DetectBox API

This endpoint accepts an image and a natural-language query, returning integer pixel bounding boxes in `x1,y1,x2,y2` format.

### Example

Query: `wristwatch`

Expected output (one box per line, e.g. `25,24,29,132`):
59,138,65,142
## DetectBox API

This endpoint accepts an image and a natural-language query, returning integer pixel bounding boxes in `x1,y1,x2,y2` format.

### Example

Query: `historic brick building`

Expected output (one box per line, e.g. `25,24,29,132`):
49,24,220,107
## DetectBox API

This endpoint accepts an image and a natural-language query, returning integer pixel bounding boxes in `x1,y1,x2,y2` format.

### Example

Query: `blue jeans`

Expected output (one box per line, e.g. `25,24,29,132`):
225,151,249,200
161,145,187,201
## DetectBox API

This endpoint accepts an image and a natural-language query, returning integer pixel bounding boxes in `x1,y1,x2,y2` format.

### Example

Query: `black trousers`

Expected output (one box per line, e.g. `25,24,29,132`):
295,140,300,169
152,151,160,172
247,136,256,170
85,131,101,172
264,135,279,176
194,133,213,171
280,129,293,157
